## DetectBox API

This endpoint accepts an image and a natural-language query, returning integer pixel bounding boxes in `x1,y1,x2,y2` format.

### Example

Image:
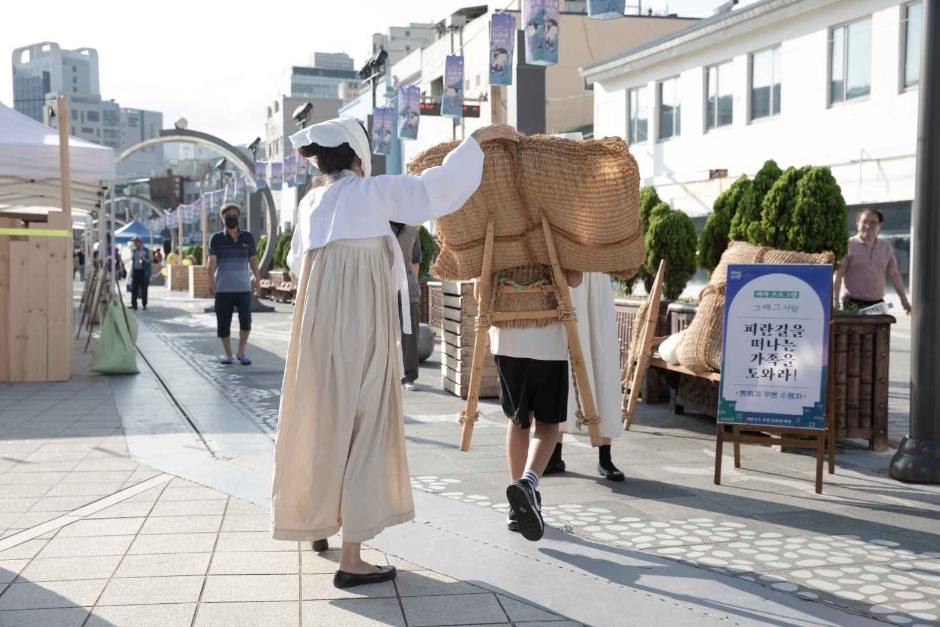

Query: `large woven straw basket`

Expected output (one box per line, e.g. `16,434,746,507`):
488,265,559,330
408,135,644,281
676,242,835,374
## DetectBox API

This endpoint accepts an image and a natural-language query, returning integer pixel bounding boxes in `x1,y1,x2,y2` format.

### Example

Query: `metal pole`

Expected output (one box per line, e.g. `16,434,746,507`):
890,0,940,484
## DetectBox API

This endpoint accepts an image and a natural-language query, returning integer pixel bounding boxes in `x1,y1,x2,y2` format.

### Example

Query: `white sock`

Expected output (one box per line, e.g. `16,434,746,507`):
522,469,539,491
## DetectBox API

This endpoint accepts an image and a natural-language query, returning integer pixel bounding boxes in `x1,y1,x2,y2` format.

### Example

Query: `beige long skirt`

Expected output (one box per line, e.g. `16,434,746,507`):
271,237,415,543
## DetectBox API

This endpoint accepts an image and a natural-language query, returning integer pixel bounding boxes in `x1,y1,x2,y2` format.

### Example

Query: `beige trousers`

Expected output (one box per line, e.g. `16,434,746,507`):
271,237,415,543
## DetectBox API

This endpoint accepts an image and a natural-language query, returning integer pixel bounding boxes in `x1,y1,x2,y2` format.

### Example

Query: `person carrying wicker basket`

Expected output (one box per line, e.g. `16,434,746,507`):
270,117,518,589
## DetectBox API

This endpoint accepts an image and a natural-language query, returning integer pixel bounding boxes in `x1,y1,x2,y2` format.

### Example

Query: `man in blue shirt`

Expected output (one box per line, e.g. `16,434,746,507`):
129,236,152,310
208,204,261,365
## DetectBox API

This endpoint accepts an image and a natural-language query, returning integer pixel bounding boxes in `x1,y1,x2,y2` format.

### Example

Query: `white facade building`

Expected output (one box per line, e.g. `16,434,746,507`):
118,108,165,179
582,0,924,282
12,42,100,122
371,23,437,66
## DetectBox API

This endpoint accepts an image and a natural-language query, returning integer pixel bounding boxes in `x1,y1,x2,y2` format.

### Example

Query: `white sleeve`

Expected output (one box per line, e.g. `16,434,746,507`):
364,136,485,226
286,225,304,276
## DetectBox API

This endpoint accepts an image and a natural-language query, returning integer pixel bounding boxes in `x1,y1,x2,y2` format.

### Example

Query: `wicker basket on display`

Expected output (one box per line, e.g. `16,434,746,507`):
676,242,836,374
408,135,645,281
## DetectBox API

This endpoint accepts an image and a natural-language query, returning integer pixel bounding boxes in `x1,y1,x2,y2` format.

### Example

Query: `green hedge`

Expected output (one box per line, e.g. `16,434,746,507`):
699,175,750,274
273,232,293,270
183,244,203,266
643,202,698,301
417,226,437,279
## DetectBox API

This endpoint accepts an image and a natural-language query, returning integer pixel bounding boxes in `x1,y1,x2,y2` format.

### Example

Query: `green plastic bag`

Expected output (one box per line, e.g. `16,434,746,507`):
91,296,139,375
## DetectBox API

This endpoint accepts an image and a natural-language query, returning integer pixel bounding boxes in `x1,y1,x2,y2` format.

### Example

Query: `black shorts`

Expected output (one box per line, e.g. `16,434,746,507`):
494,355,569,430
215,292,252,338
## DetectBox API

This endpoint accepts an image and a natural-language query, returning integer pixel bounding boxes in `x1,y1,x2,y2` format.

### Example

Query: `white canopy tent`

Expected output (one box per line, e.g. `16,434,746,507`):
0,102,114,218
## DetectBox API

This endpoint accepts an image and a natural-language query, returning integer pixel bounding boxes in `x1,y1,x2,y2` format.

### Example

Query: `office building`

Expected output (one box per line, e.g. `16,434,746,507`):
12,42,100,122
371,23,436,66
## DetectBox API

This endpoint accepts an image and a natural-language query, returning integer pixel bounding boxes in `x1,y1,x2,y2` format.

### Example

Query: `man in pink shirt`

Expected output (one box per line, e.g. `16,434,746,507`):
834,208,911,314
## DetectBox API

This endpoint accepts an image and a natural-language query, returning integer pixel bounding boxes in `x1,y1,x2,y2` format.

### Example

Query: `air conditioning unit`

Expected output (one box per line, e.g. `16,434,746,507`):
445,15,467,30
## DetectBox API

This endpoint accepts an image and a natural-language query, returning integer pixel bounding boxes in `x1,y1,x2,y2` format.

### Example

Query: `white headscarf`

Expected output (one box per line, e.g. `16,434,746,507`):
289,117,372,178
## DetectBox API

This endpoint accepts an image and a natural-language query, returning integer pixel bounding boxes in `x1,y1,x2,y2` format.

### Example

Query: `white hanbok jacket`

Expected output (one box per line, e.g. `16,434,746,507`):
287,136,484,336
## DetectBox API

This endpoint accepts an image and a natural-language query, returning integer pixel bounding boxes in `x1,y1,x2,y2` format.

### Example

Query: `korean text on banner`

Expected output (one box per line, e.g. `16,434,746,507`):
718,264,833,431
490,13,516,86
524,0,559,66
372,107,394,156
588,0,626,20
398,86,421,140
442,56,465,118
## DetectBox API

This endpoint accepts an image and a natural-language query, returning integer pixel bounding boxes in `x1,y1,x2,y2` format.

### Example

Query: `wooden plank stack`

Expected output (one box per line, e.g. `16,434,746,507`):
167,264,189,291
0,214,73,382
440,281,499,399
189,265,212,298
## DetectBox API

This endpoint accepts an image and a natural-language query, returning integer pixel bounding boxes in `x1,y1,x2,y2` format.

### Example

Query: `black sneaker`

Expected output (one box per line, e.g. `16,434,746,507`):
506,480,544,541
507,491,541,533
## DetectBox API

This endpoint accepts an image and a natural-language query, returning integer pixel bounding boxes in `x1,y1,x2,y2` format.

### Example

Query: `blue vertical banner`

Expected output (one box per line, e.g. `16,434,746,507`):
372,107,394,156
254,161,267,189
294,157,308,186
284,155,297,188
235,176,246,203
718,264,833,430
588,0,625,20
397,86,421,140
489,13,516,86
524,0,560,66
442,56,465,118
270,162,283,191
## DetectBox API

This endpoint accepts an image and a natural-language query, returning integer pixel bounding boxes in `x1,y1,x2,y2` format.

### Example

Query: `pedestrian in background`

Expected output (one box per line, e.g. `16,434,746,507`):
834,208,911,314
77,247,85,281
129,236,152,311
208,204,261,365
392,221,422,390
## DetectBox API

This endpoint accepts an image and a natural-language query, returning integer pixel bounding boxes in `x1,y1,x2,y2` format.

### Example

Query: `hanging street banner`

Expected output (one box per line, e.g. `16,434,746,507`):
284,156,297,187
588,0,626,20
270,162,283,191
255,161,267,189
398,85,421,140
235,176,246,203
524,0,560,66
718,264,833,431
442,56,465,118
489,13,515,86
294,158,308,186
372,107,394,155
166,210,178,230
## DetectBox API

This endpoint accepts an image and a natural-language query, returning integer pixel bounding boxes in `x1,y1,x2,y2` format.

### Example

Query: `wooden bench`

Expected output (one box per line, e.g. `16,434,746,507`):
258,279,274,300
274,282,297,303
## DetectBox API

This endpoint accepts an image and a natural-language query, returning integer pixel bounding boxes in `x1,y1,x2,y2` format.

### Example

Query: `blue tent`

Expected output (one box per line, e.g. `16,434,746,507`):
114,220,163,244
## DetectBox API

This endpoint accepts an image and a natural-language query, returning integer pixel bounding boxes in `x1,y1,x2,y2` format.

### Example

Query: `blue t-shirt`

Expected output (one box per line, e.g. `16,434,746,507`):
209,230,256,293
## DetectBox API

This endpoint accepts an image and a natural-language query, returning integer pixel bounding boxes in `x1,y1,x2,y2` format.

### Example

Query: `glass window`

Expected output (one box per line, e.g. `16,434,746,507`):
751,46,782,120
705,62,734,131
904,2,923,88
627,86,649,145
658,78,680,141
830,18,872,104
86,110,99,122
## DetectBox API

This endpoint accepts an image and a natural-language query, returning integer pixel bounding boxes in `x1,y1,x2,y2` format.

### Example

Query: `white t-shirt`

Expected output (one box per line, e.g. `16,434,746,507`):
488,324,569,361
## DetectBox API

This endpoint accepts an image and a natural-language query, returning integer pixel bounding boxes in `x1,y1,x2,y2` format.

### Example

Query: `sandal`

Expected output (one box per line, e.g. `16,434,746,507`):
238,355,252,365
220,356,234,365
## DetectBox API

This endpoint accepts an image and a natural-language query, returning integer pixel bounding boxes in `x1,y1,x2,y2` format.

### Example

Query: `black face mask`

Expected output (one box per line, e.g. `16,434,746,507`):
224,216,239,229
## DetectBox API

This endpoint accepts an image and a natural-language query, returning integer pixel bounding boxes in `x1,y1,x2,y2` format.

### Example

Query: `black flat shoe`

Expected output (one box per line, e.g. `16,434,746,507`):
598,463,625,482
333,565,397,589
312,539,329,553
543,459,566,475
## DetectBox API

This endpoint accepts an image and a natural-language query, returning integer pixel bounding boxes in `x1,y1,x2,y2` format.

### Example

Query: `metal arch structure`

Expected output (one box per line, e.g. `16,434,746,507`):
116,128,278,274
105,195,165,221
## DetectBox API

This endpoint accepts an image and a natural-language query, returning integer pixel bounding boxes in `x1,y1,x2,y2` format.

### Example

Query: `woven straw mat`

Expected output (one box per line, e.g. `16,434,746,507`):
676,241,835,374
408,135,644,281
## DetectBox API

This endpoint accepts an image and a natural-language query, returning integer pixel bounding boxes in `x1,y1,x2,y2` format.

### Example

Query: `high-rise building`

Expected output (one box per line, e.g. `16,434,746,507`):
12,42,100,122
370,23,436,66
117,108,165,178
284,57,359,100
310,52,355,71
101,100,122,149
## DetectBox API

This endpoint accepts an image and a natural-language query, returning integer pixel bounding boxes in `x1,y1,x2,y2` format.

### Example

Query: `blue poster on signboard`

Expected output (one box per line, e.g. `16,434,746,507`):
442,56,464,118
588,0,626,20
524,0,559,66
372,107,393,155
718,264,833,430
255,161,267,189
270,162,283,191
489,13,515,86
398,86,421,140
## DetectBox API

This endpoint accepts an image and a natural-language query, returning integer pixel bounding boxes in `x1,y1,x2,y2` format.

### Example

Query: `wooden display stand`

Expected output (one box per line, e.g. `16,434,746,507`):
441,281,499,399
189,265,212,298
623,261,836,494
167,264,189,291
459,215,602,451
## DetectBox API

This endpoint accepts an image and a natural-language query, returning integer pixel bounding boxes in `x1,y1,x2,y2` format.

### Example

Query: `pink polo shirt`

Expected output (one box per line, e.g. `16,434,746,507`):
840,235,897,301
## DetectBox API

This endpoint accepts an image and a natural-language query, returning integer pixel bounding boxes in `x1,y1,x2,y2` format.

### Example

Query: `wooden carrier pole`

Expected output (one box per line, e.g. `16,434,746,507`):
458,215,602,451
57,96,73,378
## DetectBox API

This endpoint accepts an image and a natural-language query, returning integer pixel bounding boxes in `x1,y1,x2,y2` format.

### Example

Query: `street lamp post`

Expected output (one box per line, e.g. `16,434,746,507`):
890,0,940,484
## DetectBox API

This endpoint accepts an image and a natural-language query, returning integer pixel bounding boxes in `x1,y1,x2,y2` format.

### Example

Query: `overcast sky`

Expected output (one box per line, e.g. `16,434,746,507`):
1,0,723,145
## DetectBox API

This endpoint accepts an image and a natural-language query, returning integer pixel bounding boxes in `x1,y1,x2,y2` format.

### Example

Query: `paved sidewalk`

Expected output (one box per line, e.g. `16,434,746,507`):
0,349,584,627
125,286,940,627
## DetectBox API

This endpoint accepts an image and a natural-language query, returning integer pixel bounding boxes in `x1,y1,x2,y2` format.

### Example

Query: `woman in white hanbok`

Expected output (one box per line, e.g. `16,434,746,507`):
270,117,518,589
